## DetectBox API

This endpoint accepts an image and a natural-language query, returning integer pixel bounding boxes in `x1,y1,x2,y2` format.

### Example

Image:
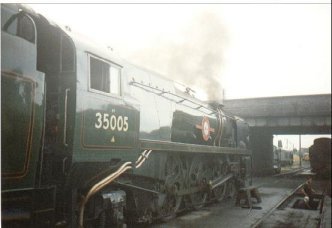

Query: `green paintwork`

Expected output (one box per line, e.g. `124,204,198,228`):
1,4,45,190
70,50,140,164
1,4,252,226
1,73,34,176
139,139,251,156
80,96,139,150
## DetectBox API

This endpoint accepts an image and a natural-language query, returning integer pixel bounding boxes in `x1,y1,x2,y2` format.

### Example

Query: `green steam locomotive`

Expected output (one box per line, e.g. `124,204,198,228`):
1,4,251,227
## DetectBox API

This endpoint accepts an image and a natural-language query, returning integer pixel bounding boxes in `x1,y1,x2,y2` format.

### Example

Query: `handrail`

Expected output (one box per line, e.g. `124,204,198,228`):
129,80,236,120
63,88,70,147
129,80,217,115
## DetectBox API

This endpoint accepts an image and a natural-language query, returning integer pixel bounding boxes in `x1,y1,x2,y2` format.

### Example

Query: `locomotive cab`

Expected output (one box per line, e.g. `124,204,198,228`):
1,4,138,226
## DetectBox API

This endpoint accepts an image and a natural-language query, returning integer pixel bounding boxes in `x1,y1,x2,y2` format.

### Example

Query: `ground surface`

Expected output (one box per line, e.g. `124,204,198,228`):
145,162,331,228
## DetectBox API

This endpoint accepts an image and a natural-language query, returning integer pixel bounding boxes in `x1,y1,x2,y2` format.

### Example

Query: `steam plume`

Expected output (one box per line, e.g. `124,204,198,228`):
128,11,228,101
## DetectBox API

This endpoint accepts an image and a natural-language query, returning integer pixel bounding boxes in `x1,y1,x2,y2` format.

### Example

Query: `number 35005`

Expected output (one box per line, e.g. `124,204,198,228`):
95,112,129,132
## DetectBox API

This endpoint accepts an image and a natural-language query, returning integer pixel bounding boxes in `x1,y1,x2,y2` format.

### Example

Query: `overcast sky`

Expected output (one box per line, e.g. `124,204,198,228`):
28,3,331,147
29,3,331,100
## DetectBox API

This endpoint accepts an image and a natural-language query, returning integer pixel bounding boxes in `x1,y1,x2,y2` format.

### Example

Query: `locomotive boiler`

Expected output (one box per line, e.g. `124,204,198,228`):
1,4,251,227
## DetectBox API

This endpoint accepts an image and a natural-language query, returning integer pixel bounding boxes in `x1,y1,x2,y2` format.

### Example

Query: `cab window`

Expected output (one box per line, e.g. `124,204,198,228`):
89,55,121,96
2,12,35,43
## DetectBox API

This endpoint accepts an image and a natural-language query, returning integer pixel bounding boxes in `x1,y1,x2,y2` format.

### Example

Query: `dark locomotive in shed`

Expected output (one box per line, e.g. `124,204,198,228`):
309,137,331,178
1,4,251,227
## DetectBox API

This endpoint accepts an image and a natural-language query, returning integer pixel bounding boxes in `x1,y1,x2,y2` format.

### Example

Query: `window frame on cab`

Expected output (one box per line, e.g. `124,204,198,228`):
87,53,122,98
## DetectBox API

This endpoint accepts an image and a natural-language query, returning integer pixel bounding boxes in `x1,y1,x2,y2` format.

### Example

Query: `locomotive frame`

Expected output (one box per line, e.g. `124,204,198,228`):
1,4,252,227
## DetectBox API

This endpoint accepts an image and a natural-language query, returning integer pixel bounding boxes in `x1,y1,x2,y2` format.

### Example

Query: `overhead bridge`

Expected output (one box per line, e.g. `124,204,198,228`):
223,94,331,175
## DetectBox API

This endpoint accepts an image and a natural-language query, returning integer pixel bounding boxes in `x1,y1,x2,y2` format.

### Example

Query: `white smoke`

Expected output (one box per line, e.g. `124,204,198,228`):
127,10,228,101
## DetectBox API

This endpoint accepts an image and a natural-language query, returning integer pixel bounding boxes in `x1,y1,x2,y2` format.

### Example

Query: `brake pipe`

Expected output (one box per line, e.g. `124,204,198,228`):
136,150,152,168
79,150,154,227
135,149,148,166
78,162,132,227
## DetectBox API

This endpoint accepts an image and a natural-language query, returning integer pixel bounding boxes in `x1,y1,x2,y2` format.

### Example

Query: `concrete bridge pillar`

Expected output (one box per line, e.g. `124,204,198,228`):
250,128,274,176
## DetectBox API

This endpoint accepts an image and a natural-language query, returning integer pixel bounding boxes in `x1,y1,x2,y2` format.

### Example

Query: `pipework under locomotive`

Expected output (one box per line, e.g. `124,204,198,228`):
1,4,251,227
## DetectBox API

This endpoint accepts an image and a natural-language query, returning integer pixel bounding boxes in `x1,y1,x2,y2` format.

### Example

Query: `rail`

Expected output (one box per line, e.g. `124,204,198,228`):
251,182,305,228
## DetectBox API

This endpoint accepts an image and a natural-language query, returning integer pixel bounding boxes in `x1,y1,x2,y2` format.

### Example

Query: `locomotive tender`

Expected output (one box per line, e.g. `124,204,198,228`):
309,137,331,178
1,4,251,227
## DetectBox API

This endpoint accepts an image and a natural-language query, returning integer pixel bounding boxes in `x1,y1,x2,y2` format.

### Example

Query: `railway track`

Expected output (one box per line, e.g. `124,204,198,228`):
148,168,329,228
251,182,305,227
272,167,308,177
251,179,330,228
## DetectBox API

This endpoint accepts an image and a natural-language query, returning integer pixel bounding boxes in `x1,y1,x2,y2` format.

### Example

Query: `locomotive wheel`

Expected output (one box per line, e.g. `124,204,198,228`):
211,159,228,202
188,157,209,209
159,184,182,221
159,155,183,220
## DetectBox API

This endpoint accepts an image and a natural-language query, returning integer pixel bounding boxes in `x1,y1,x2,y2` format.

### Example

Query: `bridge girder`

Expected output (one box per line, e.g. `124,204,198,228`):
223,94,331,175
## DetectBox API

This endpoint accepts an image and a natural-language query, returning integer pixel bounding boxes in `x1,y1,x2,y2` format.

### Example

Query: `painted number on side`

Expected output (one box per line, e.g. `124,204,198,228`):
95,112,129,132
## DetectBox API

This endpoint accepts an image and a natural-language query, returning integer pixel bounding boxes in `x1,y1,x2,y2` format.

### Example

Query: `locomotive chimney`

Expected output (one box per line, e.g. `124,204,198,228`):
208,100,224,109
